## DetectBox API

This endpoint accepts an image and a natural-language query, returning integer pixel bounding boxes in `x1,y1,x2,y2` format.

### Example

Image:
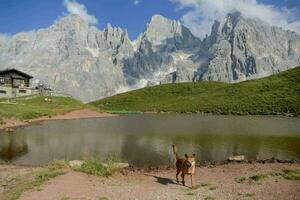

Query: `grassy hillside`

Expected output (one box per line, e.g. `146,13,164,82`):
0,96,88,123
91,67,300,116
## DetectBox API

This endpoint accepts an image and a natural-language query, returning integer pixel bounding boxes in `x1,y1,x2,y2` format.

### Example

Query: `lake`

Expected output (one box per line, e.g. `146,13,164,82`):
0,114,300,167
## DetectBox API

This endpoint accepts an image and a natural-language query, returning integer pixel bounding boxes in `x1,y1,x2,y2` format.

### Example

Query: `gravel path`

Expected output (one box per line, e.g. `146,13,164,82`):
17,163,300,200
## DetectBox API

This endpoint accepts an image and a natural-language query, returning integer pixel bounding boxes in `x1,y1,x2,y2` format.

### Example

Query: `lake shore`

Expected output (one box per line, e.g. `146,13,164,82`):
1,106,298,132
0,109,117,131
1,162,299,200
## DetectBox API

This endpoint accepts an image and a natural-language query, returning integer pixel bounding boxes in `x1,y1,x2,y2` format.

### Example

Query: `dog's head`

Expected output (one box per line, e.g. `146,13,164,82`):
184,153,196,168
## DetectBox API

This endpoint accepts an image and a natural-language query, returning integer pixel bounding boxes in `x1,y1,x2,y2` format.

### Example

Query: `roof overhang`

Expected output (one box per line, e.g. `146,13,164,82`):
0,68,33,79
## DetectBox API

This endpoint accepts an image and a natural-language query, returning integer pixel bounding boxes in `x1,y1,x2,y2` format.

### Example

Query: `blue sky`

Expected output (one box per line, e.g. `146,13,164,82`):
0,0,299,39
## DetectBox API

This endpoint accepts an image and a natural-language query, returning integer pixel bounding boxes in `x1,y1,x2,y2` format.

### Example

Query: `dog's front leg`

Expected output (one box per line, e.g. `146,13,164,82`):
176,170,180,183
181,173,185,186
190,174,194,188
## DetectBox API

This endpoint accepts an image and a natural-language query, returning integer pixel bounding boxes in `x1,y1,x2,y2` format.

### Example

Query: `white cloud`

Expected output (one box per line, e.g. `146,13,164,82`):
0,33,11,38
133,0,140,6
170,0,300,38
63,0,98,25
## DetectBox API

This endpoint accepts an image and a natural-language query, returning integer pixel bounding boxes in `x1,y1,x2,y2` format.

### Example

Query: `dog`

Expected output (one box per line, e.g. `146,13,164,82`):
172,144,196,187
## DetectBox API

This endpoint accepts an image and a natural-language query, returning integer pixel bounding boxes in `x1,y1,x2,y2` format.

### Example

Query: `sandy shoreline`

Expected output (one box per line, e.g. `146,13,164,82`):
0,109,117,131
1,163,299,200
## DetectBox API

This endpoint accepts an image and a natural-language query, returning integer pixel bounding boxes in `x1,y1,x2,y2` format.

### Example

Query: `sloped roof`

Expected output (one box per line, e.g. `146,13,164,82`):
0,68,33,79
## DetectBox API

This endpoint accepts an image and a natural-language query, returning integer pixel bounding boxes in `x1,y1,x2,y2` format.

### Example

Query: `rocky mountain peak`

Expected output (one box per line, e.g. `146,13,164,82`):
143,14,183,45
104,23,128,38
199,12,300,83
132,14,201,53
52,14,88,31
149,14,180,27
0,13,299,102
208,12,243,43
224,12,242,25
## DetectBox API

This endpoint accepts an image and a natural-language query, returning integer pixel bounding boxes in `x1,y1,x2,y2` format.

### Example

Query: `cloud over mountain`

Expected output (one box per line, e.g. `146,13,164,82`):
170,0,300,38
63,0,98,25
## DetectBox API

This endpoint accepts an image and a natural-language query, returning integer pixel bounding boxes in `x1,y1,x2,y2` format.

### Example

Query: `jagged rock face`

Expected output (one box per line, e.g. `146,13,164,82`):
0,13,299,101
0,15,134,102
123,15,200,88
197,12,300,82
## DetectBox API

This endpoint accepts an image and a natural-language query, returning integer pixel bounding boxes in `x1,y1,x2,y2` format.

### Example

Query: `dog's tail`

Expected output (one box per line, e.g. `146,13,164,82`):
172,144,179,159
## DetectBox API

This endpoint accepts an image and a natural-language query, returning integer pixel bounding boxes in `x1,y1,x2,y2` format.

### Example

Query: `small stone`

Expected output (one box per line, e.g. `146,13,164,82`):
228,155,245,161
116,162,130,168
69,160,83,168
5,128,15,133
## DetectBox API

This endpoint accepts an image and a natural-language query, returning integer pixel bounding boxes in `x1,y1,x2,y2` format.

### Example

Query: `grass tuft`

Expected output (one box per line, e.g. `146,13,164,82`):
245,193,255,197
186,192,195,196
200,182,211,187
34,170,65,185
74,159,113,177
235,176,246,183
191,184,201,190
1,169,65,200
281,169,300,181
249,174,268,182
48,160,69,171
204,196,215,200
98,197,109,200
209,186,218,190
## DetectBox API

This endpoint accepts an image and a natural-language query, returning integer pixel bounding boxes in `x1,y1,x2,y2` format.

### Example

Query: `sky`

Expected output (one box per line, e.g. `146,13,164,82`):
0,0,299,40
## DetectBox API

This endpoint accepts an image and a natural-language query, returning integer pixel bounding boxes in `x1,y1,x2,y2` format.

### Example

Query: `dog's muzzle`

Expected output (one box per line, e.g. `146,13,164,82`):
185,161,192,168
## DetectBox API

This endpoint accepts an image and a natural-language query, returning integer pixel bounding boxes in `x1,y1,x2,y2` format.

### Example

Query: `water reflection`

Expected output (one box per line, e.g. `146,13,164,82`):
0,133,28,161
0,114,299,166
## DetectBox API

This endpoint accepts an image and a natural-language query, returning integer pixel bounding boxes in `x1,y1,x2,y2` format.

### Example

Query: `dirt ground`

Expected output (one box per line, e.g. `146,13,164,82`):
0,109,116,131
1,163,298,200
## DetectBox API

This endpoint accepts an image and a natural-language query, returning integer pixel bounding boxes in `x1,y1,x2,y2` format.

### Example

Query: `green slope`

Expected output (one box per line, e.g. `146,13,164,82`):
90,66,300,116
0,96,89,123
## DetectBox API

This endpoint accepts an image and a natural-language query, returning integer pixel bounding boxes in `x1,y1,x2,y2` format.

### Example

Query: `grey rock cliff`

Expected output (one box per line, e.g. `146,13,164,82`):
0,13,299,101
0,15,134,102
123,15,200,88
195,12,300,82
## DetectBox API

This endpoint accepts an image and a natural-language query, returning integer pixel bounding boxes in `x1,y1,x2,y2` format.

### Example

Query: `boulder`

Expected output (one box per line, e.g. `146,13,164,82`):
228,155,245,161
69,160,83,168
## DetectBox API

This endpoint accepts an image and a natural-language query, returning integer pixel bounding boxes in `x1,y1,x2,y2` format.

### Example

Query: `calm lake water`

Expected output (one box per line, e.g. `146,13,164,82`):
0,114,300,167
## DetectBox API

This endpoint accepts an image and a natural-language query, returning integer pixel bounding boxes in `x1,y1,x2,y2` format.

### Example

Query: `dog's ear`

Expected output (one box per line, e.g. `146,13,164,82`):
192,153,196,158
185,154,188,158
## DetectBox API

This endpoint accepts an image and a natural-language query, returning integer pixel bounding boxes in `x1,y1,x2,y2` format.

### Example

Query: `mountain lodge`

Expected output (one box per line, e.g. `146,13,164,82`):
0,68,38,98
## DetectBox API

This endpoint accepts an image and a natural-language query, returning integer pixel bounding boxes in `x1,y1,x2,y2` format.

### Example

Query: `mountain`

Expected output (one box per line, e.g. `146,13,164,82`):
123,15,201,88
0,13,299,102
0,15,135,102
196,12,300,82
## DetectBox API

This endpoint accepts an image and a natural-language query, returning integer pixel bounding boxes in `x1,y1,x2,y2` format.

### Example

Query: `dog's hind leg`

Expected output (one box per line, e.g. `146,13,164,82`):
181,173,185,186
176,170,180,183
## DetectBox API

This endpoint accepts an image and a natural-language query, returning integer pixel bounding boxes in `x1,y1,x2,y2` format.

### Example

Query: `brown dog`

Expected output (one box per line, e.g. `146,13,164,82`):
172,144,196,187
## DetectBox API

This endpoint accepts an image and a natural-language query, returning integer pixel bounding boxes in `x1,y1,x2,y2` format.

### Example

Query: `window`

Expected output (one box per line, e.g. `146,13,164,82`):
0,78,4,84
13,79,21,88
0,90,6,94
19,89,26,93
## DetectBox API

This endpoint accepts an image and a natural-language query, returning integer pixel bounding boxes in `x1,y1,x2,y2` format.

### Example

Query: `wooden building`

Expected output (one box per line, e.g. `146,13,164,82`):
0,68,33,88
0,68,39,98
